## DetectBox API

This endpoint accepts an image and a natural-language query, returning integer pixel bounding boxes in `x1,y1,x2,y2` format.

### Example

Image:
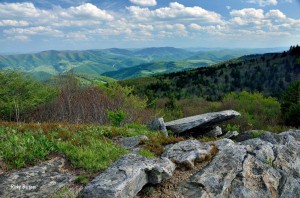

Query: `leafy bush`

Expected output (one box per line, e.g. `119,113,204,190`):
219,91,281,131
0,70,56,122
107,109,127,126
281,80,300,127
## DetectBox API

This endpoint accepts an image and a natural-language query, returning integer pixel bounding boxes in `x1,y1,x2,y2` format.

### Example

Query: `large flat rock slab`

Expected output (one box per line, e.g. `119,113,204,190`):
0,157,75,198
82,154,175,198
177,130,300,198
165,110,240,135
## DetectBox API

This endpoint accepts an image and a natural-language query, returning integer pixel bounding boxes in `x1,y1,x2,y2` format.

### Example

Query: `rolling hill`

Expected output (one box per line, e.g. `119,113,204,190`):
0,47,288,81
121,46,300,100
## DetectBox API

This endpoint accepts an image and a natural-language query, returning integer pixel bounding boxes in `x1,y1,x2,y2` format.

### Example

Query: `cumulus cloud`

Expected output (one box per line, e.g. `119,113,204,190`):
127,2,224,24
0,20,29,27
129,0,157,7
61,3,114,20
4,26,62,36
246,0,278,7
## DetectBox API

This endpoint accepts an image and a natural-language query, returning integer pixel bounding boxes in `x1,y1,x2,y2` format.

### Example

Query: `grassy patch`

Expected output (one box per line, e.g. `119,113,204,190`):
0,122,154,172
138,149,156,159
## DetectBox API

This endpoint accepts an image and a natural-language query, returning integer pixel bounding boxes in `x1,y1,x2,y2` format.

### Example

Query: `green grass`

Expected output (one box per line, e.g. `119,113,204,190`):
138,149,156,159
0,122,154,172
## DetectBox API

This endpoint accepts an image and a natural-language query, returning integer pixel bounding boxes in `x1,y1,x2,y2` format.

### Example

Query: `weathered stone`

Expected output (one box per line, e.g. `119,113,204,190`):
82,154,175,198
0,157,75,198
206,126,222,138
214,138,235,151
177,130,300,198
162,139,213,169
147,118,168,136
222,130,239,139
165,110,240,135
114,135,148,150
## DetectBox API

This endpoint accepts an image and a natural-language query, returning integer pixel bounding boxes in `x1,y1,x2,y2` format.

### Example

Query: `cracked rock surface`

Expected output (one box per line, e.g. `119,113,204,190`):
162,140,214,169
82,154,175,198
0,157,75,198
177,130,300,198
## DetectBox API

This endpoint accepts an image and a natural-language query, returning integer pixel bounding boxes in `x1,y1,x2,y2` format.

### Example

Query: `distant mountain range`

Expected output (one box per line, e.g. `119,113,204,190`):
0,47,288,81
121,46,300,100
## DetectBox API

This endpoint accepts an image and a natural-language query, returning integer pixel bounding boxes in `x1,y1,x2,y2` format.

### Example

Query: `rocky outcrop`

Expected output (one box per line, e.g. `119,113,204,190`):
165,110,240,135
162,140,214,169
177,130,300,198
82,154,175,198
0,157,75,198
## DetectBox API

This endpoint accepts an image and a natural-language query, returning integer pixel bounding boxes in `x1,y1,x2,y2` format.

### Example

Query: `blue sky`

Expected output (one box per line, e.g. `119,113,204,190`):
0,0,299,53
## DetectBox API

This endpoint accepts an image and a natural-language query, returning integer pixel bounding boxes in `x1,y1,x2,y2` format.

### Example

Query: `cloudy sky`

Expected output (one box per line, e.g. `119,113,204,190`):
0,0,299,53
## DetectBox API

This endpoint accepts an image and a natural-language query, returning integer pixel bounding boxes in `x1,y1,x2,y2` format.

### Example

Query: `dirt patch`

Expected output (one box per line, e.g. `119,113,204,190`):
135,161,210,198
0,160,7,174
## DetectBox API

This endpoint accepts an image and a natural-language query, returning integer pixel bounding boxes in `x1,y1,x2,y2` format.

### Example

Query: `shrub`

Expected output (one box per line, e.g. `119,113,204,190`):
107,109,126,126
0,70,56,122
219,91,281,131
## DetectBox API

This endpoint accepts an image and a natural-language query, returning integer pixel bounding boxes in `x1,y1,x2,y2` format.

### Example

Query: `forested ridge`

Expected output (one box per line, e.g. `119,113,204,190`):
122,46,300,101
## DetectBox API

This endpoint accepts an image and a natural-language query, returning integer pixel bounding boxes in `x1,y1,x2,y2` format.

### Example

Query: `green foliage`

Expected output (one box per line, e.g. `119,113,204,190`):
221,91,281,131
107,109,127,127
123,49,300,101
0,70,56,121
0,122,157,171
0,127,56,169
281,80,300,127
251,130,265,138
224,124,240,133
74,175,89,185
138,149,156,159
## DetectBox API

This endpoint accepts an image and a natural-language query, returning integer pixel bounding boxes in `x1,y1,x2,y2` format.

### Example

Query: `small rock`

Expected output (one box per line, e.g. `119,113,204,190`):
147,118,168,136
222,130,239,139
206,126,222,138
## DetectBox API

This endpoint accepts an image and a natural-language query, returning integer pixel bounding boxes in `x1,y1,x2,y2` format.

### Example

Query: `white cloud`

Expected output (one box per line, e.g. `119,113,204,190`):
4,26,62,36
129,0,157,7
0,20,29,27
230,8,265,19
62,3,114,20
246,0,278,7
265,10,286,19
127,2,224,24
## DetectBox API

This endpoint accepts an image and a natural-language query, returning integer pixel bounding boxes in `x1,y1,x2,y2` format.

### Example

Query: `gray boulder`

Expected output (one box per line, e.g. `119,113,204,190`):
82,154,175,198
162,139,214,169
177,130,300,198
165,110,240,135
0,157,75,198
147,117,168,136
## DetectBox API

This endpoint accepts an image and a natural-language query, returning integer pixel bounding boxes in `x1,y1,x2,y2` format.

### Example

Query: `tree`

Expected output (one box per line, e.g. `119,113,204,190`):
0,70,56,122
281,80,300,127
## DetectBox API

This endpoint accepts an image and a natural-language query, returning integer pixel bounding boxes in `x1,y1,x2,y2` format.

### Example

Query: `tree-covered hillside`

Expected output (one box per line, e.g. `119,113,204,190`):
122,46,300,101
0,47,285,81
